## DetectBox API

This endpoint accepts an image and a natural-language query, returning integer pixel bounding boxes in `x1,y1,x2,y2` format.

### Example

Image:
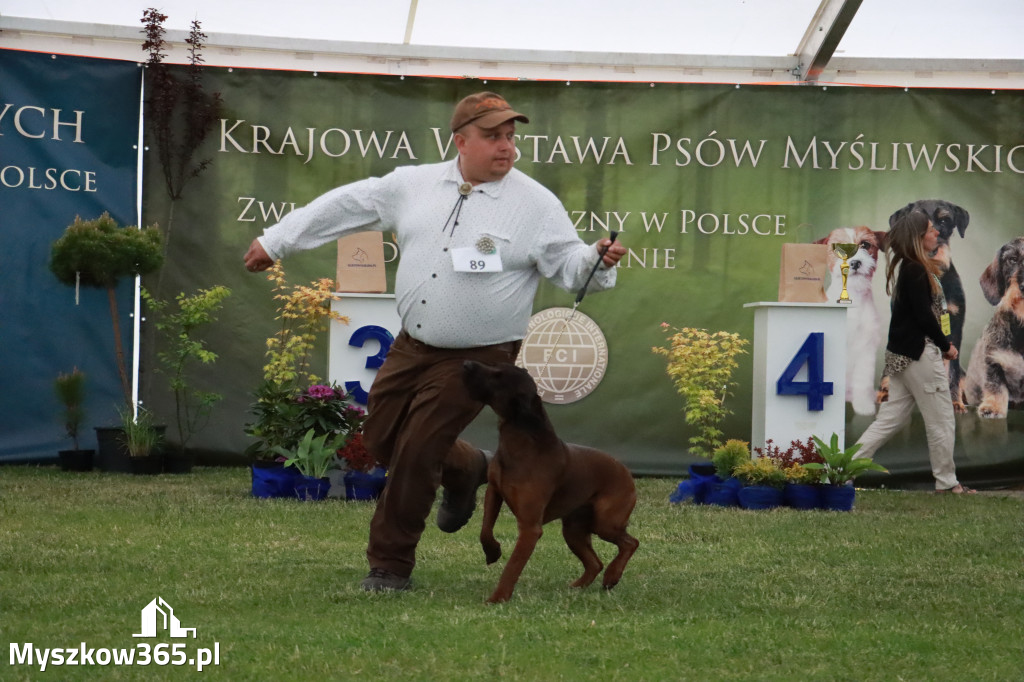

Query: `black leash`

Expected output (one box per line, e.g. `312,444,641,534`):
537,232,618,378
574,231,618,307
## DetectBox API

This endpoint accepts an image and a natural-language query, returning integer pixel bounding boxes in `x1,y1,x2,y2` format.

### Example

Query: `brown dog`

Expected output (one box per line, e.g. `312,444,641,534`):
462,360,638,604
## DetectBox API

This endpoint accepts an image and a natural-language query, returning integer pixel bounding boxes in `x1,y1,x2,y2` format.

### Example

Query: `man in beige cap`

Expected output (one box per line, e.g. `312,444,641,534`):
244,91,625,593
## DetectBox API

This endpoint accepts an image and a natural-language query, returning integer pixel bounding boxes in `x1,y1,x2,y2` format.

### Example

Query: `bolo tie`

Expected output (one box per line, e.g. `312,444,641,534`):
442,182,474,237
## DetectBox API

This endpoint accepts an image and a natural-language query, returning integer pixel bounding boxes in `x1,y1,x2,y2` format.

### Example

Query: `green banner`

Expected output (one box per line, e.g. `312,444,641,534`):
140,69,1023,480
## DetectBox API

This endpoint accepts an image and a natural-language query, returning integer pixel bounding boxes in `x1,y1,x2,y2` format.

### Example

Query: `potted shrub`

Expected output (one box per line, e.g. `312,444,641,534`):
802,434,889,511
244,263,352,497
274,429,345,501
338,432,386,501
54,368,94,471
707,439,748,507
758,437,825,510
782,461,824,510
119,405,165,475
248,383,366,499
734,455,787,510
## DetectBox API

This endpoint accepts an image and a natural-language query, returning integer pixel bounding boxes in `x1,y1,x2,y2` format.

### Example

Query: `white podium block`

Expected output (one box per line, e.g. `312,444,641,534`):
744,302,848,453
328,294,400,406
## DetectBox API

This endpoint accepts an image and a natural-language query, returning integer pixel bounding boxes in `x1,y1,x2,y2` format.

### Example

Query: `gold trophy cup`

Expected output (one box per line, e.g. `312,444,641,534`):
832,242,858,304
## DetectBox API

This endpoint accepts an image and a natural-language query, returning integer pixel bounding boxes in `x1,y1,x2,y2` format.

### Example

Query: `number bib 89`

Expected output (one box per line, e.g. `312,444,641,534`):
451,247,502,273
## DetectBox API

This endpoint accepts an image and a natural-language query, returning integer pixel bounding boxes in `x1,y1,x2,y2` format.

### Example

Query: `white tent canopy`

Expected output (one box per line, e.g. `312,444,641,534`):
2,0,1023,86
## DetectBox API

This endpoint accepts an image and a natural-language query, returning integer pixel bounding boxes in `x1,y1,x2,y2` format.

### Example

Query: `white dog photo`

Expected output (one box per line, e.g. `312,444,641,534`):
816,226,887,416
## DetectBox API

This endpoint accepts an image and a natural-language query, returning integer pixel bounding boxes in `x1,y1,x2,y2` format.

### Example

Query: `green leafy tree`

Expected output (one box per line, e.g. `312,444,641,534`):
262,262,348,388
54,368,87,450
653,325,749,458
245,262,352,460
143,285,231,454
49,213,164,405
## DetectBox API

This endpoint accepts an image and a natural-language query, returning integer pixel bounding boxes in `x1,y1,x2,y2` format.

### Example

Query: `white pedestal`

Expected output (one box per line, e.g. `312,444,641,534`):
744,302,848,452
328,294,401,406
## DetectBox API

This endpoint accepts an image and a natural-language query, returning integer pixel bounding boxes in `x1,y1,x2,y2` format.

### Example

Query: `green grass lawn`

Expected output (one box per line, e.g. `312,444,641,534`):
1,467,1021,681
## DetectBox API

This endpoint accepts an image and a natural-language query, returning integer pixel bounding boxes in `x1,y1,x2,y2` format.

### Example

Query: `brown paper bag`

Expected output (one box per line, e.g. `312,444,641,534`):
336,232,387,293
778,243,828,302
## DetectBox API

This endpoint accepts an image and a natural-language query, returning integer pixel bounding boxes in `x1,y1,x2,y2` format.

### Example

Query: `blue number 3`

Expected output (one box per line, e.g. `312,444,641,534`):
345,325,394,405
776,332,834,411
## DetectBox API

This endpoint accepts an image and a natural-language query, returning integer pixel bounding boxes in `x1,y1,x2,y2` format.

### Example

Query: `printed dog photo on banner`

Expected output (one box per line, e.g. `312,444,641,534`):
965,236,1024,419
889,200,971,413
815,226,887,416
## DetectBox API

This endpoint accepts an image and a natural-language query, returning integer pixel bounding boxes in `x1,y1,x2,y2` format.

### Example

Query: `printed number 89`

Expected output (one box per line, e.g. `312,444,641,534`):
470,260,487,271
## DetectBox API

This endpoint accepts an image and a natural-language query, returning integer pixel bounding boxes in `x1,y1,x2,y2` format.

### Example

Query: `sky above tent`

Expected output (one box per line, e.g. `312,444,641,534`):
3,0,1023,60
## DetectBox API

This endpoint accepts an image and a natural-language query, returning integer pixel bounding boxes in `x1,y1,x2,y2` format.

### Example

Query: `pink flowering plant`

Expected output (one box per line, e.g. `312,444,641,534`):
246,382,366,462
294,384,366,443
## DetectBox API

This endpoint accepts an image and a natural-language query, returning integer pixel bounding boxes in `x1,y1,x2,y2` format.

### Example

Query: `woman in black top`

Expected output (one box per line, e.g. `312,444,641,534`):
854,210,975,493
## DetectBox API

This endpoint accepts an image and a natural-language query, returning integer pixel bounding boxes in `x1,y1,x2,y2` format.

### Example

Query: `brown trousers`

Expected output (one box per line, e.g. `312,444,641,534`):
362,331,520,577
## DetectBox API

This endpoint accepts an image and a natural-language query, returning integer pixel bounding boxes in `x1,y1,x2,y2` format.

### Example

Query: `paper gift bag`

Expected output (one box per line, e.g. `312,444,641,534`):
336,232,387,293
778,243,828,302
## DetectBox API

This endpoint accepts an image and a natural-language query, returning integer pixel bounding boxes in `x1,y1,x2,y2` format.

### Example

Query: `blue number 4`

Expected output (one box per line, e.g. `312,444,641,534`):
776,332,833,411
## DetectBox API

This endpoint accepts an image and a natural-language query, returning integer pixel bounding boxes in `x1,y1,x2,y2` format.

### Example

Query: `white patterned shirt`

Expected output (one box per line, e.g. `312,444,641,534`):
258,159,616,348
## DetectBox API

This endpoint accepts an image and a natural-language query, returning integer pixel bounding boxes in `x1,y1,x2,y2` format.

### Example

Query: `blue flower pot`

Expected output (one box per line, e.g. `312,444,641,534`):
784,483,823,510
707,477,742,507
670,463,719,505
344,467,387,501
294,475,331,501
250,462,301,498
821,485,856,512
738,485,784,510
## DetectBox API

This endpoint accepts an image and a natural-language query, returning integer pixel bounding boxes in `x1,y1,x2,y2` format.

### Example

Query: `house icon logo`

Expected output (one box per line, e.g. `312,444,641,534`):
133,597,197,638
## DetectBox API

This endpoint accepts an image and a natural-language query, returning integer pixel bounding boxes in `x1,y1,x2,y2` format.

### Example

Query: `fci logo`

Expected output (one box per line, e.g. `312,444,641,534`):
517,307,609,404
133,597,196,639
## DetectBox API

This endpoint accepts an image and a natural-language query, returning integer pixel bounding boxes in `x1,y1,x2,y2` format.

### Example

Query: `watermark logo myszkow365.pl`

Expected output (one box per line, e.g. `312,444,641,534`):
9,597,220,672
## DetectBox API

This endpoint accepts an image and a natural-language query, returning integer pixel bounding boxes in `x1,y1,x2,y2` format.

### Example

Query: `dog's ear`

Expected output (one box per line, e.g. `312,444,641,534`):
874,230,888,250
812,235,829,245
979,253,1004,305
889,204,913,229
950,204,970,238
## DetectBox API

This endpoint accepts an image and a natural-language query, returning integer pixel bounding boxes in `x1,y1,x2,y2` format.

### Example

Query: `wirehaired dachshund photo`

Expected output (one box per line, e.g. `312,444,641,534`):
965,236,1024,418
888,200,970,412
462,360,638,604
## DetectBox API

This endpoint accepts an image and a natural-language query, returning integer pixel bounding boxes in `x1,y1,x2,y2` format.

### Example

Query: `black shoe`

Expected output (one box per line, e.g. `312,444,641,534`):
360,568,411,592
436,449,491,533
